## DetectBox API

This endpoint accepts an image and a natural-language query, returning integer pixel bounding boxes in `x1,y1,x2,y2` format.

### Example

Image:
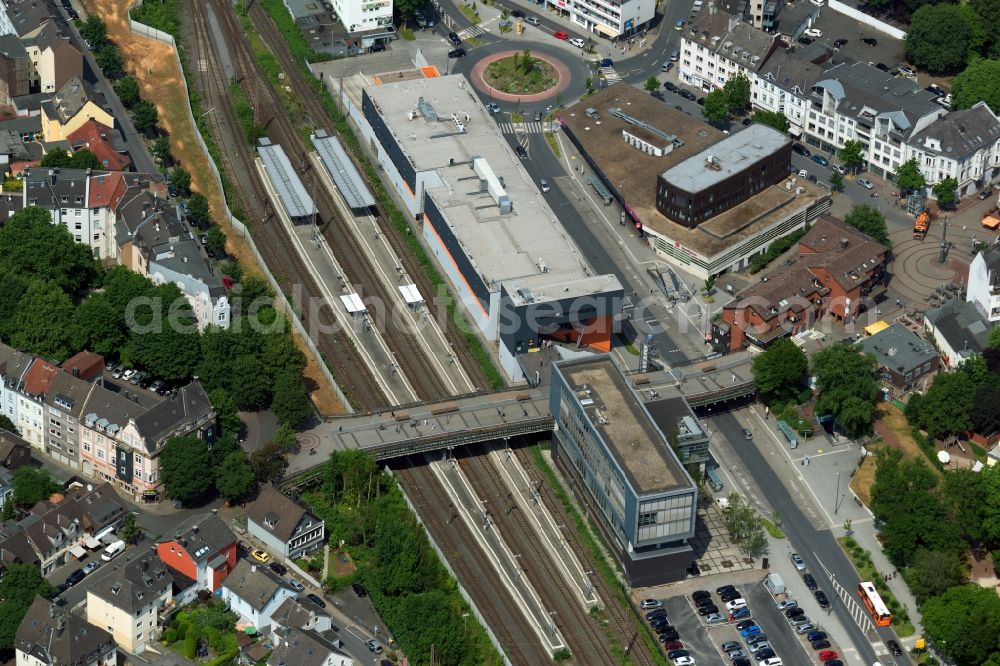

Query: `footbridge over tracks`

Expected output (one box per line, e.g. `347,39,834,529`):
279,354,758,491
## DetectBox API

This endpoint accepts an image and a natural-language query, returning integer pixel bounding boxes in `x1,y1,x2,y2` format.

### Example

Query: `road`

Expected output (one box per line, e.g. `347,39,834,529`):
712,411,912,666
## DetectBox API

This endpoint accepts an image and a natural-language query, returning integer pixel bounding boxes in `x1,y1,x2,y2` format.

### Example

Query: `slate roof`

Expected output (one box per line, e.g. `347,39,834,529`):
15,596,116,666
43,372,94,419
41,76,104,125
167,513,235,561
87,548,173,613
133,382,213,451
925,297,991,356
150,237,227,298
757,46,828,95
686,7,779,72
0,33,29,60
974,240,1000,289
859,323,938,374
223,559,294,612
270,596,331,631
23,167,92,208
245,485,316,543
267,628,342,666
5,0,53,38
909,102,1000,160
114,189,186,250
0,428,30,464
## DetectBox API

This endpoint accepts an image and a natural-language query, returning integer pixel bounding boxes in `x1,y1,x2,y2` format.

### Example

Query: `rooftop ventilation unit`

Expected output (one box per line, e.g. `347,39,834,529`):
417,96,438,122
705,155,721,170
473,157,511,214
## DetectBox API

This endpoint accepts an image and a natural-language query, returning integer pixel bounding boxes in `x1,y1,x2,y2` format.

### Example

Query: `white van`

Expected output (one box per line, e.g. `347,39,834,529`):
101,540,125,561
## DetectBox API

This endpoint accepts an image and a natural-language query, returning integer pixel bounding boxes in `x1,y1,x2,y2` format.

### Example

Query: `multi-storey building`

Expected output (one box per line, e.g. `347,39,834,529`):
16,597,117,666
2,0,82,94
22,168,124,257
156,514,237,591
678,6,780,93
859,323,939,395
221,560,297,633
86,549,173,654
314,0,392,34
752,44,829,140
40,75,110,141
0,34,30,105
968,244,1000,322
904,101,1000,200
549,356,699,586
543,0,654,40
245,485,325,560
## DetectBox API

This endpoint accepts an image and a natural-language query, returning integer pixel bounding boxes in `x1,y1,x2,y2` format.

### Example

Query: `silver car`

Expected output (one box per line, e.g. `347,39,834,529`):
858,177,874,189
540,179,551,193
790,553,806,571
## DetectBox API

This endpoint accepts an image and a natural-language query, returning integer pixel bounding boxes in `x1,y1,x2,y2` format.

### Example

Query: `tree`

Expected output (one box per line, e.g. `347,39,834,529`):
958,354,990,386
720,493,768,558
990,325,1000,349
10,281,76,361
933,177,959,207
812,344,878,437
701,89,729,124
972,384,1000,437
943,468,987,540
722,73,752,114
922,585,1000,665
215,450,255,502
208,389,243,437
271,371,313,428
0,272,28,341
907,372,975,438
829,171,844,192
78,15,108,46
1,498,15,520
749,110,790,133
187,192,211,228
40,148,101,170
206,226,226,253
72,293,126,356
0,206,99,294
895,157,926,193
752,338,808,405
905,4,973,74
839,140,865,172
0,415,18,435
114,75,141,109
0,565,55,649
160,436,215,504
151,134,172,164
170,167,192,195
118,513,142,544
103,265,155,316
122,283,201,383
844,204,891,245
643,76,660,93
972,0,1000,57
12,466,61,506
952,58,1000,113
132,100,159,132
905,548,966,604
95,44,124,79
249,439,287,483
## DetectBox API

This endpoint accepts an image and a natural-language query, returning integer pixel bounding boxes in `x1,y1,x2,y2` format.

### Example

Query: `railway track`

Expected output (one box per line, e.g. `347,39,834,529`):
208,0,453,404
512,444,659,666
245,2,493,392
460,446,619,665
186,0,386,410
394,459,543,665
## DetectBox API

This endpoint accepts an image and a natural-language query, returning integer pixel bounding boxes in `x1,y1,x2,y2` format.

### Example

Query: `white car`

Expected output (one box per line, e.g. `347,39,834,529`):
761,659,783,666
858,177,874,189
121,369,136,380
539,179,551,193
569,37,586,48
525,16,540,25
832,164,847,175
803,28,822,38
672,657,695,666
726,598,747,611
640,599,663,610
790,552,806,571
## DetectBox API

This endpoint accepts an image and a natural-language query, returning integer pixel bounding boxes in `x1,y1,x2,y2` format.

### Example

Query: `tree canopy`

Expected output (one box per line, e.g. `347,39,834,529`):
0,565,55,649
160,436,215,504
10,281,76,361
132,100,159,132
114,75,141,109
722,73,752,113
839,140,865,170
844,204,891,245
750,110,790,133
40,148,102,170
215,450,255,502
811,344,878,437
702,90,729,124
895,157,926,193
905,4,974,74
751,338,807,406
933,177,959,207
910,371,976,437
0,206,99,294
952,58,1000,114
78,15,108,46
643,76,659,93
921,585,1000,665
12,466,61,506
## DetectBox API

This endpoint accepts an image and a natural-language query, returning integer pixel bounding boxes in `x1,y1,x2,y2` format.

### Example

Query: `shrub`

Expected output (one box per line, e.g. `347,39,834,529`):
184,635,198,660
175,623,189,640
843,536,858,549
162,628,177,644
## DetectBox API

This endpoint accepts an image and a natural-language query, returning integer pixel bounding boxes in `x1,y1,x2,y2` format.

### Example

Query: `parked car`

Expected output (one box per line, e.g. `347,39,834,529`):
149,379,165,393
875,62,889,71
754,648,776,661
697,604,719,616
862,37,878,46
832,164,847,175
511,9,525,17
726,598,747,611
749,641,771,654
806,631,827,642
811,640,831,650
66,569,86,586
858,178,874,189
289,579,305,592
704,613,726,624
82,561,101,575
814,590,830,608
887,640,903,656
818,650,838,660
675,18,685,30
366,639,383,654
679,89,696,101
742,117,752,126
307,593,326,608
797,36,814,45
790,553,806,570
790,616,812,627
733,660,751,666
792,143,810,157
776,599,797,611
122,368,136,381
659,628,680,641
352,582,368,597
667,650,689,660
485,102,501,114
833,38,848,48
448,48,466,58
663,81,677,92
736,620,756,630
553,31,568,40
811,155,829,167
721,641,742,652
802,573,818,590
269,562,287,575
646,608,667,621
785,607,805,619
525,16,540,25
368,43,385,53
448,31,462,45
662,61,674,72
803,28,822,37
251,549,270,564
796,623,817,634
663,640,684,651
721,590,742,602
672,657,695,666
730,606,751,620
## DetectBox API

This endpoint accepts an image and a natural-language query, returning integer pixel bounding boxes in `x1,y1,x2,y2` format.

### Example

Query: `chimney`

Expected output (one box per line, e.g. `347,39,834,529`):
887,346,897,357
49,169,57,185
840,237,849,248
72,367,79,377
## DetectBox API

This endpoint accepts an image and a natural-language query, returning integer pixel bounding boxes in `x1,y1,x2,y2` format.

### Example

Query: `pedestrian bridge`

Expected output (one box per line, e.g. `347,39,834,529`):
279,355,757,490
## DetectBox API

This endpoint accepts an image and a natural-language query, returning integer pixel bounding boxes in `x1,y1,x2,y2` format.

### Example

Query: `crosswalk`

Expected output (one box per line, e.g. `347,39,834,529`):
458,24,489,39
497,121,546,134
600,66,621,84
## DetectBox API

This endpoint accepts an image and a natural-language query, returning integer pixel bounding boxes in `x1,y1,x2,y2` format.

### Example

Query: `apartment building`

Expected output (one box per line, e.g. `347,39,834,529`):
678,6,779,93
544,0,654,40
40,76,113,142
859,323,939,395
245,485,325,560
86,549,173,654
156,513,237,591
904,101,1000,199
221,560,297,633
968,243,1000,322
0,34,29,105
67,119,132,172
23,168,122,257
752,44,829,139
2,0,82,94
16,597,117,666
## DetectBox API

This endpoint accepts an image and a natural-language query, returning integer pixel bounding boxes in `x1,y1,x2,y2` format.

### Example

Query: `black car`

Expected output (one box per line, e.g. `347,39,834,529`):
448,31,462,46
663,81,677,92
654,624,676,635
802,573,818,590
269,562,287,576
695,595,715,607
666,650,689,660
833,38,848,48
875,62,889,71
697,605,719,616
649,616,669,627
693,590,712,600
167,184,179,197
658,630,680,642
814,590,830,608
306,593,327,608
735,620,756,630
716,584,737,595
755,648,776,661
55,581,73,596
651,90,665,100
66,569,86,587
785,607,805,618
646,608,667,621
720,590,742,602
448,48,466,58
862,37,878,46
811,640,831,650
742,117,752,126
511,9,525,17
733,660,751,666
696,96,705,106
798,36,814,45
352,582,368,597
679,89,696,101
515,145,528,159
887,640,903,656
792,143,810,157
369,43,386,52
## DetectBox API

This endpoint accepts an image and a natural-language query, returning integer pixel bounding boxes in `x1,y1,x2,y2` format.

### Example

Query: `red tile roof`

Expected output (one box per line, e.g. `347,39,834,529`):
87,170,126,210
61,350,104,381
21,358,59,398
67,119,130,172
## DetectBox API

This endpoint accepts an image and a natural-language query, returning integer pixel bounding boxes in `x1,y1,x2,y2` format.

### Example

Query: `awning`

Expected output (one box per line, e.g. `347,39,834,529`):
594,22,619,38
982,215,1000,229
69,545,87,559
788,126,803,137
85,536,102,549
864,320,890,336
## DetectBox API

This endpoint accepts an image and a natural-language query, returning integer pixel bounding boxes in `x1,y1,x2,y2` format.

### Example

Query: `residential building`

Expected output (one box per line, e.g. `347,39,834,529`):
859,323,939,394
678,6,780,93
752,44,829,140
541,0,654,40
40,76,113,142
0,344,33,426
16,597,117,666
924,297,992,368
721,216,888,351
0,427,33,469
221,559,297,632
269,596,333,642
86,549,173,654
0,34,30,104
266,627,354,666
905,102,1000,200
968,244,1000,322
245,485,325,560
25,26,82,94
156,513,237,591
66,120,131,172
549,356,698,586
147,238,231,331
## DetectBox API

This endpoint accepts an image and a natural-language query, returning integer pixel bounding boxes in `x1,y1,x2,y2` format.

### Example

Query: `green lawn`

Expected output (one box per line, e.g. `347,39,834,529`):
484,55,558,95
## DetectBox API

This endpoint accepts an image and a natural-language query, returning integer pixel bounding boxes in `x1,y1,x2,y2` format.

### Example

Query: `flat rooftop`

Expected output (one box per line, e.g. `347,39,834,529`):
257,138,315,219
660,124,791,192
562,86,826,258
562,357,688,495
364,75,621,303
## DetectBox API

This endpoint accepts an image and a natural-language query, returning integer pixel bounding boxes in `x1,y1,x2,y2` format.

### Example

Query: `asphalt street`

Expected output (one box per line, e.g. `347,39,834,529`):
712,412,912,666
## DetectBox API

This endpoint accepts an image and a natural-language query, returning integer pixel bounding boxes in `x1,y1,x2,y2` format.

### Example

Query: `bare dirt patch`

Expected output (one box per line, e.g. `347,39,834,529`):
850,448,878,506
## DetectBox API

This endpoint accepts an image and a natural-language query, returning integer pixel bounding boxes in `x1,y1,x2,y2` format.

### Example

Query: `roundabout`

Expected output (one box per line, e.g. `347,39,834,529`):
482,52,560,96
453,43,589,107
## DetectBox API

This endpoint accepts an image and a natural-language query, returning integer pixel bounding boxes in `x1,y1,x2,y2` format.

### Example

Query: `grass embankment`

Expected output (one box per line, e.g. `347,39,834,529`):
837,536,916,637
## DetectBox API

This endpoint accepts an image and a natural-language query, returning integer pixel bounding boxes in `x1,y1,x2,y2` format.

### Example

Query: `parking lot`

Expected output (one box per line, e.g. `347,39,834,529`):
808,8,907,71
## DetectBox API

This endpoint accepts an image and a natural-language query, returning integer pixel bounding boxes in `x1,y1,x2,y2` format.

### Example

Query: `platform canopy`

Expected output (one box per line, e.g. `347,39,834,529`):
312,129,376,210
340,293,367,313
398,284,423,305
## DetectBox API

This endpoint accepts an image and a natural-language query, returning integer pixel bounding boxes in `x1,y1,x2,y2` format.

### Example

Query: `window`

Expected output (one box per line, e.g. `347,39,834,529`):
84,443,91,452
97,450,105,459
639,512,658,527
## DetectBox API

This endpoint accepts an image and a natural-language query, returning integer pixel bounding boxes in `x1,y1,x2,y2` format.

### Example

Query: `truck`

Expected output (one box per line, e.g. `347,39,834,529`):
913,209,931,240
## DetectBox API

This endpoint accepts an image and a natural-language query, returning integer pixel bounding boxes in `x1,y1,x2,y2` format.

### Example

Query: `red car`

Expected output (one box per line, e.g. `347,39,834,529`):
662,640,683,651
819,651,839,661
553,31,568,39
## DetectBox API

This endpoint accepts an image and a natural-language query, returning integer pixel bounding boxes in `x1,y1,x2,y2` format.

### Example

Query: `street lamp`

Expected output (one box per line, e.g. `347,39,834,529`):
834,471,841,515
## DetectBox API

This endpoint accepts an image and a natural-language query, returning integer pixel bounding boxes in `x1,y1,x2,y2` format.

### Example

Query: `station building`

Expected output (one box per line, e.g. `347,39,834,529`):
561,85,831,279
550,356,701,586
349,74,624,380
